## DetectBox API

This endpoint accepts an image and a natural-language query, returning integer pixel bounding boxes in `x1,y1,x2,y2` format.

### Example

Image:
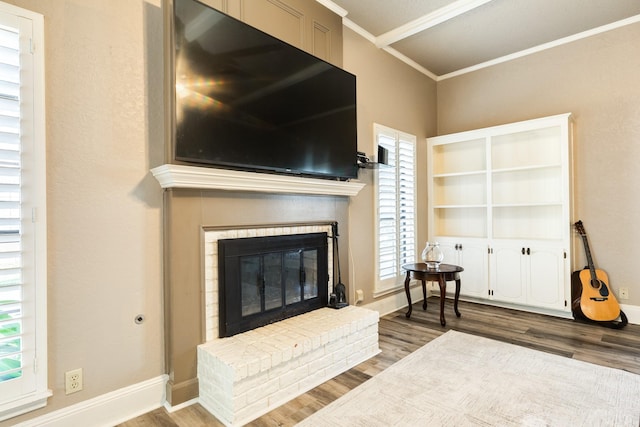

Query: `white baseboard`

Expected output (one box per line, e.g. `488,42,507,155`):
363,283,424,317
15,375,168,427
164,397,199,413
620,303,640,325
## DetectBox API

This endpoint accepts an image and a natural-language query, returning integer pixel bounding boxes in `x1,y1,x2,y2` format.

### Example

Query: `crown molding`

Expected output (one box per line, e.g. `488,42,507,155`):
438,13,640,80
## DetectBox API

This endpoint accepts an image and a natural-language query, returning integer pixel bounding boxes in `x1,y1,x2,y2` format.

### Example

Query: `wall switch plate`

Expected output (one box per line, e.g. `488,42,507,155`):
65,368,83,394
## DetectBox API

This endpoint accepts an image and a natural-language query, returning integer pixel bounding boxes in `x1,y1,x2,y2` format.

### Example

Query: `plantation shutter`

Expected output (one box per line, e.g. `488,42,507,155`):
377,132,397,280
0,4,48,419
376,125,416,285
0,20,23,386
397,137,416,269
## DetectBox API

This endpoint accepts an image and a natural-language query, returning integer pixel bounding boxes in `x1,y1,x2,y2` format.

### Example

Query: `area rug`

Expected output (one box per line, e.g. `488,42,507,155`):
297,330,640,426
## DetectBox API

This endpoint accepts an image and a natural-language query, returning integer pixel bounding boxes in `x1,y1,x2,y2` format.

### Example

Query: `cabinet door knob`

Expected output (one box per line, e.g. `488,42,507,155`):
527,248,531,255
521,247,525,255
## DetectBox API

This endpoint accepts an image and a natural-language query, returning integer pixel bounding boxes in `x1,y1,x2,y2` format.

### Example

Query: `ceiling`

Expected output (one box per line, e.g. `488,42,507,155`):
318,0,640,80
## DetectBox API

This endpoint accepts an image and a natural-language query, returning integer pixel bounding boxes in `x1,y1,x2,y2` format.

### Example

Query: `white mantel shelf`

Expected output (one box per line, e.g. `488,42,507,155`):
150,164,366,197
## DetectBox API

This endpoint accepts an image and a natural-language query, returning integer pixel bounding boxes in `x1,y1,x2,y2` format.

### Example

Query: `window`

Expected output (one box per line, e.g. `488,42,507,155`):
374,124,416,292
0,2,48,421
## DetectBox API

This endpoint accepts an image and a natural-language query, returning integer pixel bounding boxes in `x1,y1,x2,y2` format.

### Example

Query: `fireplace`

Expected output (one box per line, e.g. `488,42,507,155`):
218,232,329,337
203,223,335,342
198,223,380,425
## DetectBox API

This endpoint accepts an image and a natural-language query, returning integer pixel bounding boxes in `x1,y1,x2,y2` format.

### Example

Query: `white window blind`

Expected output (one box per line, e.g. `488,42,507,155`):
0,20,22,385
0,2,48,421
375,124,416,290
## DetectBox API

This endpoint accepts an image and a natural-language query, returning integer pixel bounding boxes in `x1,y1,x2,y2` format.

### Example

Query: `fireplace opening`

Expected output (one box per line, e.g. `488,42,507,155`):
218,232,329,337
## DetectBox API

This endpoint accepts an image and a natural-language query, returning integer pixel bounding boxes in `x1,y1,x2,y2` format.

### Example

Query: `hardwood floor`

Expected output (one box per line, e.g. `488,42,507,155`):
118,298,640,426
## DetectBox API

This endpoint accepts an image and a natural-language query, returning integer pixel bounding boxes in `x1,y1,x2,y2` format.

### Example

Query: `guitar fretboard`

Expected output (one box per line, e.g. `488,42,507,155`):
575,221,599,288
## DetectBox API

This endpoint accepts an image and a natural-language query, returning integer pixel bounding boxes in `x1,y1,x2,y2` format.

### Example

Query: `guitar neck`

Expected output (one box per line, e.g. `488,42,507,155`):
580,234,598,282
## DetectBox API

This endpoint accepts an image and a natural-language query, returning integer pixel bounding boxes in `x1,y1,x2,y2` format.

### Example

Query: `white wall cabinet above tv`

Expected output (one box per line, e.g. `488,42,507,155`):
427,113,574,314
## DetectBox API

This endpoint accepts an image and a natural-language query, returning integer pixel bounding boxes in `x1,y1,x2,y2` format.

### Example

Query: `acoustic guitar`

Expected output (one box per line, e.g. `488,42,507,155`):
572,220,621,322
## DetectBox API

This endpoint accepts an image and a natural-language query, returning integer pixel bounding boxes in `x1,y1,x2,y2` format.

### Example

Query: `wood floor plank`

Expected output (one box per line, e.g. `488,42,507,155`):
118,298,640,426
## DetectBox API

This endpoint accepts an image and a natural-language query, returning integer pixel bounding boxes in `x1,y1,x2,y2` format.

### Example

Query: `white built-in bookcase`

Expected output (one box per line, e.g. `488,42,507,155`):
427,113,573,313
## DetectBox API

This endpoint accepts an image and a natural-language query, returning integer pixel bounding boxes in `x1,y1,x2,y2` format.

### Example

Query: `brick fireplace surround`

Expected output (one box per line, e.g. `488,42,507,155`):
197,224,380,426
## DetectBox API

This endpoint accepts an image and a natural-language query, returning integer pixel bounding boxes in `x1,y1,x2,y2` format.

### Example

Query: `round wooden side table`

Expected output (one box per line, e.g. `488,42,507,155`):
402,263,463,326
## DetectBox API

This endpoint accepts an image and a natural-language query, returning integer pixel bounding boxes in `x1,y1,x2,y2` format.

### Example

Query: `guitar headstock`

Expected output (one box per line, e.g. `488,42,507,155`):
574,220,586,236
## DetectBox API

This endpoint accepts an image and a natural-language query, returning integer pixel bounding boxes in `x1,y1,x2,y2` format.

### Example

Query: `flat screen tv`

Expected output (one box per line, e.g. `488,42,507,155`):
172,0,358,181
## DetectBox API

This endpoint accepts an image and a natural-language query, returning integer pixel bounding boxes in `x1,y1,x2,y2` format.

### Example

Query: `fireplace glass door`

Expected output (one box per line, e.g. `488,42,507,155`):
219,233,328,337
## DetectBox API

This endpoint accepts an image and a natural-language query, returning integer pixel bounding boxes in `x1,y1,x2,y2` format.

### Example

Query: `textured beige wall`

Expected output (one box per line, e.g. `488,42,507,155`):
1,0,165,424
343,28,437,305
437,22,640,306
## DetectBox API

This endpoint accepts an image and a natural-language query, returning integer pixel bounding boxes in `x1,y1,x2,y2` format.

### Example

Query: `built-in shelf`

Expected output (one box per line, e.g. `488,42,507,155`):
432,170,486,178
434,205,487,209
150,164,366,197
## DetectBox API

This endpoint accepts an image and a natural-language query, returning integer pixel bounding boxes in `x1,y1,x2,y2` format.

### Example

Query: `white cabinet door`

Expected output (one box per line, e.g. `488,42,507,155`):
490,243,526,303
490,242,566,308
527,246,566,310
458,241,489,298
437,238,488,299
438,239,460,265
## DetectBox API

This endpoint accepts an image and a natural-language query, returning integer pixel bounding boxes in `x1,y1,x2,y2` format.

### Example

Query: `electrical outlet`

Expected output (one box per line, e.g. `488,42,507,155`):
619,287,629,300
65,368,83,394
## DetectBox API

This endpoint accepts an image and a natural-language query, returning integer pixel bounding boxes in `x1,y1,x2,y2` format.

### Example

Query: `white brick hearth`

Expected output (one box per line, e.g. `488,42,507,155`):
198,306,379,426
199,224,380,426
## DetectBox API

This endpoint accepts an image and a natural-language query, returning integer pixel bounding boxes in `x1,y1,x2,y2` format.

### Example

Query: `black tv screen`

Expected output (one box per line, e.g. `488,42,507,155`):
173,0,358,180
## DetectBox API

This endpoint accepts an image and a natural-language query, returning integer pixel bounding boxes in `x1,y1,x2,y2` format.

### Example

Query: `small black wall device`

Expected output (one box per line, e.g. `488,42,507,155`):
377,145,389,166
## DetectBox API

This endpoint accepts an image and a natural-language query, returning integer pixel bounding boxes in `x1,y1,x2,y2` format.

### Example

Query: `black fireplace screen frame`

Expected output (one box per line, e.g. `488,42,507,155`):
218,232,329,337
